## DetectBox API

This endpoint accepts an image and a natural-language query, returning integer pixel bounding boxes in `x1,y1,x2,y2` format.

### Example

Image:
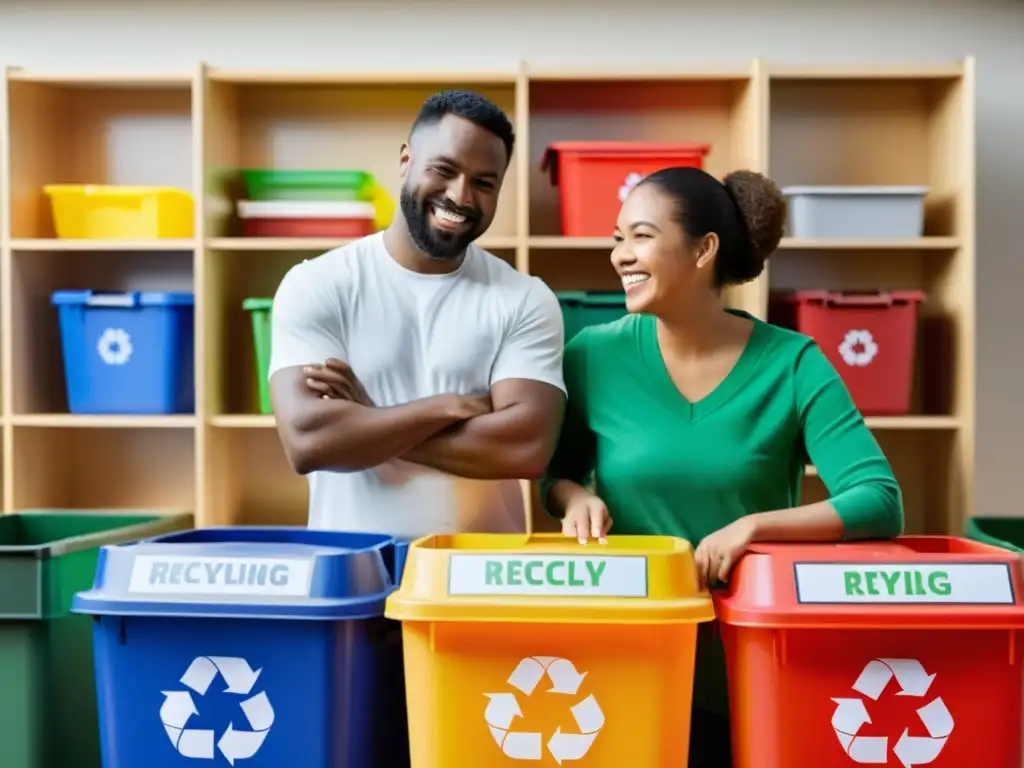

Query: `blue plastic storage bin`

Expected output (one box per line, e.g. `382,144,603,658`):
72,527,410,768
52,290,195,415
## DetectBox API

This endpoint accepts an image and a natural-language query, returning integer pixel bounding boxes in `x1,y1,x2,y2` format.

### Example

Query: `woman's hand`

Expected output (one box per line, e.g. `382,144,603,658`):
693,516,757,588
560,492,613,545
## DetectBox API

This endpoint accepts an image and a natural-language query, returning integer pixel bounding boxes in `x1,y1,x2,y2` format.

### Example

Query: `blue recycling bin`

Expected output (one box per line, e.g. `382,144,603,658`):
72,526,410,768
52,290,195,415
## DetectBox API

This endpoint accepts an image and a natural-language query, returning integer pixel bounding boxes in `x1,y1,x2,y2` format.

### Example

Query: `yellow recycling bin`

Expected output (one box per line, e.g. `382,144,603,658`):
384,533,715,766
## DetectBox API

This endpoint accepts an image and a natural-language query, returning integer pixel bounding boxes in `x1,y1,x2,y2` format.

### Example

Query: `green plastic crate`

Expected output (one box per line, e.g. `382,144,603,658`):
0,510,193,768
241,169,375,202
964,516,1024,553
556,291,629,343
243,297,274,415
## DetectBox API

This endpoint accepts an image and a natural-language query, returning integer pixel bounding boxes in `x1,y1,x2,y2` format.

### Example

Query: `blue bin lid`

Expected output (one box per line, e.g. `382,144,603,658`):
52,290,195,307
71,526,407,621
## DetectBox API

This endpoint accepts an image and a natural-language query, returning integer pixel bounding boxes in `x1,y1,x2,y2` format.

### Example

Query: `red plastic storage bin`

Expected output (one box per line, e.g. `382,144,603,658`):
237,200,377,238
541,142,711,237
714,536,1024,768
774,290,925,416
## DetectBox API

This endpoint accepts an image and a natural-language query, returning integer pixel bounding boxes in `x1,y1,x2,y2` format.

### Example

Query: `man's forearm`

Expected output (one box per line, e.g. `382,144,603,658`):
402,405,554,480
282,395,463,474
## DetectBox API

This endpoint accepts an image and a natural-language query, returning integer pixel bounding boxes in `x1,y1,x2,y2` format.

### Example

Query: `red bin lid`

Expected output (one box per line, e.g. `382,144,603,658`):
713,536,1024,630
541,141,712,181
779,290,927,308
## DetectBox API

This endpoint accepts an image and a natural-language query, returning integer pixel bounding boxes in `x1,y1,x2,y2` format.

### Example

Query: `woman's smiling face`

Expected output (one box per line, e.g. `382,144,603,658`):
610,181,717,316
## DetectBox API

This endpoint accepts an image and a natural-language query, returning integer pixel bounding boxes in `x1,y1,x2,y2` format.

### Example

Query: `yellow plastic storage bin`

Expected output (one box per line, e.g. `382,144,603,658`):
44,185,194,239
384,533,715,767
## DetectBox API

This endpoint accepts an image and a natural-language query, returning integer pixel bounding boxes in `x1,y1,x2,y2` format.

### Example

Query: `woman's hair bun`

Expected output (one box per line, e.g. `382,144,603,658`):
722,170,787,263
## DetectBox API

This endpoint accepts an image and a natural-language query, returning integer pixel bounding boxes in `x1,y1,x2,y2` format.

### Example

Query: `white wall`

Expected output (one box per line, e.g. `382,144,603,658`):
2,0,1022,516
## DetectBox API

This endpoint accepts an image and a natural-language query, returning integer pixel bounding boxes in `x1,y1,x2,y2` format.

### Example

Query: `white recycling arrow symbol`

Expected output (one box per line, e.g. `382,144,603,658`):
831,657,953,767
160,656,275,765
484,655,604,763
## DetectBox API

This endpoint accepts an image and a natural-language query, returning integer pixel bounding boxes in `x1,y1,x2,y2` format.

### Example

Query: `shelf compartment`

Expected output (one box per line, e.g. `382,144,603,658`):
528,73,761,237
768,71,969,238
204,425,306,526
7,75,194,239
10,246,194,415
768,247,964,418
11,426,195,510
204,245,516,416
203,74,520,241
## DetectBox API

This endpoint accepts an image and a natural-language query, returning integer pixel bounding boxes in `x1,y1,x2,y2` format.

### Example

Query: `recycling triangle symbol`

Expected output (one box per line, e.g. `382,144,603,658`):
160,656,275,765
831,657,953,767
484,656,605,763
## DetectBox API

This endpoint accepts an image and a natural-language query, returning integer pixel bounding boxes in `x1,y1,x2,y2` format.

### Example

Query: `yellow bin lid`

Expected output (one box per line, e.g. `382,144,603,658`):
384,533,716,625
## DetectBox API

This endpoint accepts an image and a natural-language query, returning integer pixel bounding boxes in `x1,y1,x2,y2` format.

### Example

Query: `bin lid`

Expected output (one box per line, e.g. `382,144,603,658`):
71,527,406,621
777,290,927,307
242,297,273,312
51,290,195,308
383,533,715,625
541,141,712,183
236,200,376,220
555,291,628,308
713,536,1024,630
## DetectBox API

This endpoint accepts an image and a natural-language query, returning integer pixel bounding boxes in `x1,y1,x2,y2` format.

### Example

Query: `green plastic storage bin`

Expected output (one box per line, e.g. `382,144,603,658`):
556,290,629,343
0,510,193,768
241,169,375,202
964,516,1024,553
243,297,274,414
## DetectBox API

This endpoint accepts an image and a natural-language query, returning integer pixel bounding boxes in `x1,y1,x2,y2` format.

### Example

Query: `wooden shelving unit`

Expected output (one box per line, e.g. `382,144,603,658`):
0,59,975,536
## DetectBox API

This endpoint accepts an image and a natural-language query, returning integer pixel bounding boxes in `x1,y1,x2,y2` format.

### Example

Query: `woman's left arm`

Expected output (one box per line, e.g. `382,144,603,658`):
696,341,903,584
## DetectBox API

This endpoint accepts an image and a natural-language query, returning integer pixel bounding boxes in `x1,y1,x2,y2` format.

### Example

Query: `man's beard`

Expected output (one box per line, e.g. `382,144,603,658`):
399,184,480,261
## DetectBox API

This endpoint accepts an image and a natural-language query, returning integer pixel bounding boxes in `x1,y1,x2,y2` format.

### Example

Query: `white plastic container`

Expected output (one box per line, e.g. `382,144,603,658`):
782,185,929,239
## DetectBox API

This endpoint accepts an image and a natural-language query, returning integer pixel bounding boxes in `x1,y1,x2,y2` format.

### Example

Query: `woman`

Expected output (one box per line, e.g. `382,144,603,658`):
541,166,903,767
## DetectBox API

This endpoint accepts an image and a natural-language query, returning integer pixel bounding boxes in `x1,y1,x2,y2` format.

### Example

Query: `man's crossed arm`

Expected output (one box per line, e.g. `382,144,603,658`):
270,359,565,480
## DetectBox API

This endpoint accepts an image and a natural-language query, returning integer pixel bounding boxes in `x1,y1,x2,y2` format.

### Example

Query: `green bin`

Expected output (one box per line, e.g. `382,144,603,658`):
556,290,629,343
0,509,193,768
243,297,273,414
241,169,375,201
964,516,1024,553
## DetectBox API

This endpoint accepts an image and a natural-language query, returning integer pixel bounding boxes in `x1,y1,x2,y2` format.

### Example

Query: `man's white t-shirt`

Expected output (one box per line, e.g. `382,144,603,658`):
268,231,566,539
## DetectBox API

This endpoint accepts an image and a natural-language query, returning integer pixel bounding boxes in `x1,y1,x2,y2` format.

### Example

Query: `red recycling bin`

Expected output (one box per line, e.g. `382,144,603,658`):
541,142,711,237
773,290,925,415
714,536,1024,768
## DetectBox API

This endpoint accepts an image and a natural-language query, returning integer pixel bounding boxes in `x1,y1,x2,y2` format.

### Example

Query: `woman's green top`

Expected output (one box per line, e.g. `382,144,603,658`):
543,310,903,714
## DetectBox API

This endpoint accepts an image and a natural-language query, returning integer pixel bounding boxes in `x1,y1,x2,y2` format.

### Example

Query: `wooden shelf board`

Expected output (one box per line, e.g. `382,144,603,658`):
527,66,751,82
6,69,193,86
8,238,196,252
768,63,964,80
210,414,276,428
529,237,615,250
205,68,518,85
778,237,959,250
864,416,960,430
530,237,961,251
11,414,196,428
208,236,519,252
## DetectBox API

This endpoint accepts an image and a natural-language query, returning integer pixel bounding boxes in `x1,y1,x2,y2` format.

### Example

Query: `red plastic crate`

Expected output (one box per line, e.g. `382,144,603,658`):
774,290,926,416
541,141,711,237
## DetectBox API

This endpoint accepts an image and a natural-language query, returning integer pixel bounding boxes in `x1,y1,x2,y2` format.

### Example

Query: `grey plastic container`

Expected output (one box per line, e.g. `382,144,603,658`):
782,185,929,239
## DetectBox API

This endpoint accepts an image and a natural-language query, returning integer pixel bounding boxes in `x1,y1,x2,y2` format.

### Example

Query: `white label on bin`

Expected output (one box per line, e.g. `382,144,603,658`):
447,554,647,597
127,555,314,597
794,561,1015,604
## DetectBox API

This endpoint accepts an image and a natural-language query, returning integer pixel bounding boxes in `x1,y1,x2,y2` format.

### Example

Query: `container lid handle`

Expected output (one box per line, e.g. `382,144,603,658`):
85,291,139,308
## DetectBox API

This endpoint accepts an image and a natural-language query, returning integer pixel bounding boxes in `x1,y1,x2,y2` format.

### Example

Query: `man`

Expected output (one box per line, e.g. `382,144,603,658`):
268,89,567,539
